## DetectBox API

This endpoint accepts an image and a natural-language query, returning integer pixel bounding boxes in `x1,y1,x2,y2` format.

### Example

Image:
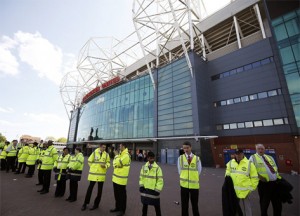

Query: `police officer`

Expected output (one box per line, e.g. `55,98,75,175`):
6,140,18,173
53,147,71,197
110,143,131,216
36,141,46,185
177,141,202,216
25,142,39,178
0,141,9,170
15,143,30,174
38,140,58,194
249,144,282,216
66,147,84,202
139,152,163,216
226,149,259,216
81,144,110,211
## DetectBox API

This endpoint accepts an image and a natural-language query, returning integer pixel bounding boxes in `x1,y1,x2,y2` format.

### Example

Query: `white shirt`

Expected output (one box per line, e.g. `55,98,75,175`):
249,154,277,181
177,153,202,175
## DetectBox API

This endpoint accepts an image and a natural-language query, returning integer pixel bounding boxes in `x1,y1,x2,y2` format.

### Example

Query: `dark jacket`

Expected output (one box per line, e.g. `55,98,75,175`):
277,178,293,204
140,187,160,206
222,176,243,216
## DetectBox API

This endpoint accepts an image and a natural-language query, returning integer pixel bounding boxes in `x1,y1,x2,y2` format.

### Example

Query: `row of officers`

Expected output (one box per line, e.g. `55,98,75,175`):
0,140,293,216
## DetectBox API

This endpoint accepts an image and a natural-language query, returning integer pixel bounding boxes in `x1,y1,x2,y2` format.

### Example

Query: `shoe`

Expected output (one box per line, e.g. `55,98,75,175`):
14,172,20,174
90,206,98,210
25,175,32,178
66,198,71,201
69,199,77,202
40,191,49,194
116,211,125,216
36,183,43,186
110,208,119,213
37,189,44,192
81,205,87,211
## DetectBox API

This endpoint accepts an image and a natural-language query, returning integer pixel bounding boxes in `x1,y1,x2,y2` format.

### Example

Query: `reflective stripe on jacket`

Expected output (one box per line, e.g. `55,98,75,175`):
179,155,200,189
225,157,259,198
18,146,30,162
251,154,281,181
26,146,40,165
88,148,110,182
112,148,131,185
41,146,58,170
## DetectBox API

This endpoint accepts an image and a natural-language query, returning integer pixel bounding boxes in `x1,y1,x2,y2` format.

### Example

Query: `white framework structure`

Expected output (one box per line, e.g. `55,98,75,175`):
60,0,267,118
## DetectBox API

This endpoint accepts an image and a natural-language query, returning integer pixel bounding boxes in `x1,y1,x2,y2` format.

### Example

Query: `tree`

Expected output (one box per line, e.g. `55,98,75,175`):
57,137,67,143
0,133,7,143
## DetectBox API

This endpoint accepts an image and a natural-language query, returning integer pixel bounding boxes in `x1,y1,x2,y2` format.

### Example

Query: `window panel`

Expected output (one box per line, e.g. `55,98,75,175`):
254,121,263,127
273,118,284,125
241,96,249,102
280,46,295,65
230,123,237,129
237,123,245,128
249,94,258,100
223,124,229,130
234,97,241,103
174,116,193,124
245,121,253,128
263,119,273,126
268,90,277,97
273,23,288,41
258,92,268,99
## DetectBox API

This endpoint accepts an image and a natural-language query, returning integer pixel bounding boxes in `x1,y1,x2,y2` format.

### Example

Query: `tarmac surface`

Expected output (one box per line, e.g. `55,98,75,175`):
0,159,299,216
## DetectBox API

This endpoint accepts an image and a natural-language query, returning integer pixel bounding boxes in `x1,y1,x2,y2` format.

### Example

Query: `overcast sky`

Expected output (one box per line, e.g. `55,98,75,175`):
0,0,230,141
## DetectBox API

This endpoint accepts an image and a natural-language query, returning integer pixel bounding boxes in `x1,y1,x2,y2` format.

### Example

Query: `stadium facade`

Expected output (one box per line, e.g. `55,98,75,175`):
64,0,300,173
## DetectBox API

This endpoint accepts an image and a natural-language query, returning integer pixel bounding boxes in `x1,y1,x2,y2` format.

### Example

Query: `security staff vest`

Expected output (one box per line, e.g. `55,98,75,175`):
37,150,45,169
41,146,58,170
54,154,71,181
225,157,259,198
251,154,281,181
18,146,30,163
26,146,39,165
0,144,8,159
112,148,131,185
68,153,84,181
88,149,110,182
6,144,17,157
139,161,163,192
179,155,200,189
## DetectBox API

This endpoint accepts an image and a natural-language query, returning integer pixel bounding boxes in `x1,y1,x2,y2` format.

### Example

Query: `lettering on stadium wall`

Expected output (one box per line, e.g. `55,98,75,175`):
82,76,121,103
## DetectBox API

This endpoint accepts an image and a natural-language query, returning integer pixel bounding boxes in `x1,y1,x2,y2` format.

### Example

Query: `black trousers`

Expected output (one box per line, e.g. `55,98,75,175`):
84,181,104,207
42,170,51,192
37,169,44,184
55,179,67,197
142,204,161,216
27,164,35,176
17,162,26,173
1,158,7,170
181,186,200,216
6,156,16,172
258,181,282,216
69,180,78,201
113,182,127,213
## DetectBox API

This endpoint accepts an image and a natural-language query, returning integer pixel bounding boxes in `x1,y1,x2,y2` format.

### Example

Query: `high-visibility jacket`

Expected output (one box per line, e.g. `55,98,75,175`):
139,161,163,192
54,154,71,181
6,144,18,157
250,153,281,181
112,148,131,185
26,146,40,165
18,146,30,163
0,144,8,159
179,154,201,189
225,157,259,198
37,149,45,169
41,145,58,170
67,153,84,181
88,148,110,182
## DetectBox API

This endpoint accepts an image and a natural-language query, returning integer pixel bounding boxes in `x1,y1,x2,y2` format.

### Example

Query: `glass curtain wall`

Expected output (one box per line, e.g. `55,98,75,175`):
272,9,300,127
76,75,154,141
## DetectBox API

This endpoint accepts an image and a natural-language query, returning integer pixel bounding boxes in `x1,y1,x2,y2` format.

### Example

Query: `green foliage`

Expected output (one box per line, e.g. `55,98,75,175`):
57,137,67,143
0,133,7,143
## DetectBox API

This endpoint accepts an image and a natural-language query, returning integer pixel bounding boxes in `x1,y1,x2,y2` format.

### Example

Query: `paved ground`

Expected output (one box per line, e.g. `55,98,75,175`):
0,159,299,216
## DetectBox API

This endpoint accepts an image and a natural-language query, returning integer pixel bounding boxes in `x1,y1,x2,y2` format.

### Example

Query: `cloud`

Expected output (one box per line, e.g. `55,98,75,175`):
24,112,67,125
0,31,77,85
0,36,19,76
0,107,14,113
